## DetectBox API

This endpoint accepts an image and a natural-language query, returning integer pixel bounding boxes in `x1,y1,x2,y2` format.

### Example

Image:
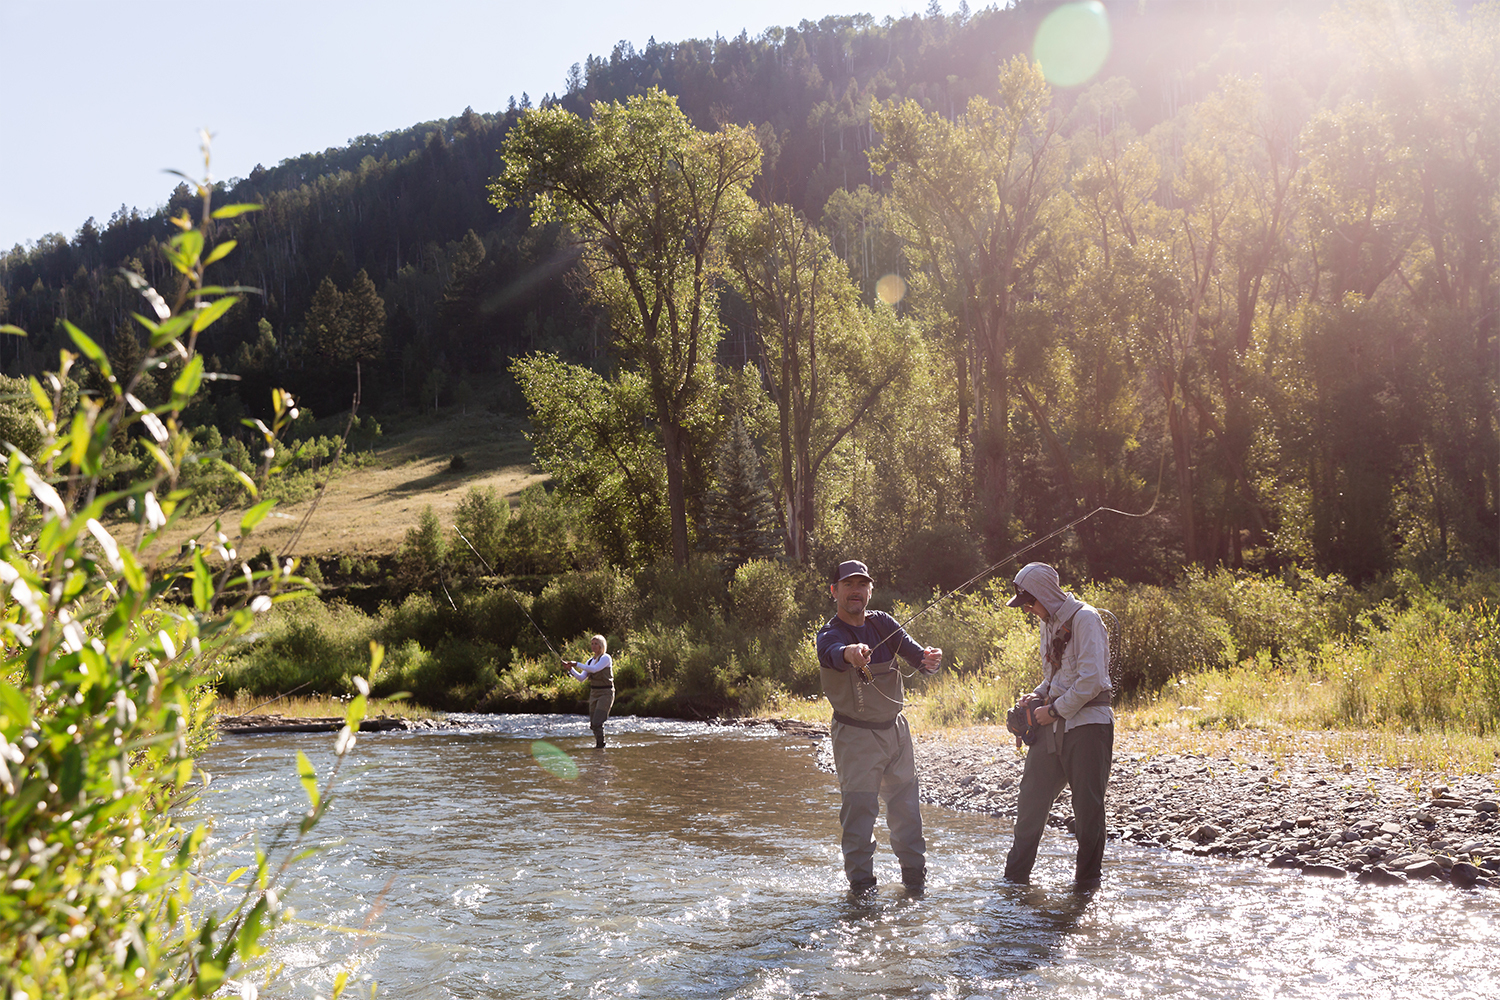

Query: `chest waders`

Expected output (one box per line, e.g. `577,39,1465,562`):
820,616,926,889
583,657,613,748
820,618,905,727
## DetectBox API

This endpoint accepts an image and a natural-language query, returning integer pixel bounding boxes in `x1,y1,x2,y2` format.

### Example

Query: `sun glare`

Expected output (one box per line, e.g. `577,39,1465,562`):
876,273,907,305
531,739,579,780
1032,1,1112,88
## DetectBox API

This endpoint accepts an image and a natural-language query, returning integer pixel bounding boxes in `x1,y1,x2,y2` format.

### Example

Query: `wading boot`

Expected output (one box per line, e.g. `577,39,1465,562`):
901,866,926,895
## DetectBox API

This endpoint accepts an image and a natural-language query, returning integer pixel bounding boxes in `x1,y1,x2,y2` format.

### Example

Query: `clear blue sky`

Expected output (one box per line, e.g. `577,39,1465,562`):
0,0,930,250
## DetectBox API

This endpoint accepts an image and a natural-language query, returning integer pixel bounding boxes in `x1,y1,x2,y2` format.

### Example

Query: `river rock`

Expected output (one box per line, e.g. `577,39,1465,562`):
1357,867,1408,886
1403,859,1444,880
1303,864,1347,878
898,726,1500,893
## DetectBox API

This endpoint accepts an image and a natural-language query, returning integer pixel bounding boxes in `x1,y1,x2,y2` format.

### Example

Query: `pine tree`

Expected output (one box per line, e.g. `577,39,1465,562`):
232,318,278,375
305,276,346,363
704,416,781,567
107,327,145,384
340,269,386,363
448,230,486,287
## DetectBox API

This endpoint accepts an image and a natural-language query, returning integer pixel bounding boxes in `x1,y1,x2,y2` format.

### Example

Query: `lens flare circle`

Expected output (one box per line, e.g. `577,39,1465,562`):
875,273,907,305
531,739,578,780
1032,1,1111,88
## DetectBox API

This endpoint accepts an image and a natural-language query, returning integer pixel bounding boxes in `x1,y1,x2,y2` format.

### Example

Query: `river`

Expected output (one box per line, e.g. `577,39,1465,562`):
194,715,1498,999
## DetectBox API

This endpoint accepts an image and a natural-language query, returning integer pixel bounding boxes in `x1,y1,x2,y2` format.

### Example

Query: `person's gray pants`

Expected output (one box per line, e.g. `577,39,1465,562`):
831,715,926,885
1004,722,1113,883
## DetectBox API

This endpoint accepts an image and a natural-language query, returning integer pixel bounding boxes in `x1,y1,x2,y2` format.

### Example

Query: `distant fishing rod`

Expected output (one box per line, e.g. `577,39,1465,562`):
452,526,565,663
863,457,1167,668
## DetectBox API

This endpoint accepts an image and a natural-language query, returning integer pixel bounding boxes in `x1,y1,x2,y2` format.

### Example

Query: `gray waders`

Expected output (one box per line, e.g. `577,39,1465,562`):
823,655,925,889
588,686,614,748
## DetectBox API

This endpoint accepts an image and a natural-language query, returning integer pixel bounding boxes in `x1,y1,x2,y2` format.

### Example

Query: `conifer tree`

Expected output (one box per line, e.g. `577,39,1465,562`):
704,415,781,568
306,275,347,362
341,268,387,363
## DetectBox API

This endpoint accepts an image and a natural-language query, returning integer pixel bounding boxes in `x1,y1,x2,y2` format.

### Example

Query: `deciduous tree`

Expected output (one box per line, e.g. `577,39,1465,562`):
871,57,1065,554
493,89,762,565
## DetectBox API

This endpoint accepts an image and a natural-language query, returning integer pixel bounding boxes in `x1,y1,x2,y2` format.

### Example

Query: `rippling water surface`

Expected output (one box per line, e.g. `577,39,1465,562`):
195,716,1497,999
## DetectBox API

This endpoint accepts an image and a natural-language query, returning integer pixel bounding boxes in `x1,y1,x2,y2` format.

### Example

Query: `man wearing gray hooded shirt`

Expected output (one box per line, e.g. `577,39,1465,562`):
1003,562,1113,888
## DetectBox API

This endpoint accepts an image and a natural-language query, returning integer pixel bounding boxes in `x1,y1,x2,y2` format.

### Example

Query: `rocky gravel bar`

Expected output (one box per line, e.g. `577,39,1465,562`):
744,719,1500,890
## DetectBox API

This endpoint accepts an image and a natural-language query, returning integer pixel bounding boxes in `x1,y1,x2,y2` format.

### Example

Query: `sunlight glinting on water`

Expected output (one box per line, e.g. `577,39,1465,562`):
195,717,1499,1000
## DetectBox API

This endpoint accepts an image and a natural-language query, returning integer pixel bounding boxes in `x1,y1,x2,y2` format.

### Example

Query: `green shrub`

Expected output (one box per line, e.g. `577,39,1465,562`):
481,652,572,712
899,582,1032,676
898,521,984,597
371,638,431,698
2,176,356,998
452,484,509,572
532,567,635,645
1324,598,1500,733
1084,579,1234,692
632,557,728,628
377,591,458,651
456,587,533,653
730,558,799,634
786,625,825,697
417,638,501,707
218,600,376,697
1173,567,1352,665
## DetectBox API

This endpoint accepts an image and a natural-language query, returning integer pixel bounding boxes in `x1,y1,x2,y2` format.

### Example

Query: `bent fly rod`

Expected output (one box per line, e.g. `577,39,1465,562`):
452,525,565,663
863,457,1167,667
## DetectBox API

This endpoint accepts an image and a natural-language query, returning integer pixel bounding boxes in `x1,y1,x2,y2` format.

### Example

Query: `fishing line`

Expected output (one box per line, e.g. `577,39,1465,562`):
852,457,1166,699
452,526,565,662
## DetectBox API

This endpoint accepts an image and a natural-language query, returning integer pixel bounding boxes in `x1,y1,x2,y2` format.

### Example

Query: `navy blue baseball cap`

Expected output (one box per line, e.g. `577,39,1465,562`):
833,559,872,584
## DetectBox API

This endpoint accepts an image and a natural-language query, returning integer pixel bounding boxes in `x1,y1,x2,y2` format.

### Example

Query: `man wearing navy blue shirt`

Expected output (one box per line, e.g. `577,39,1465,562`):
816,559,943,894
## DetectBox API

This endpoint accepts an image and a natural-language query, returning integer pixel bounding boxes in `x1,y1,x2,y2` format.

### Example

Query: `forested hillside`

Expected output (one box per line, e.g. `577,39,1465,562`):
1,0,1494,588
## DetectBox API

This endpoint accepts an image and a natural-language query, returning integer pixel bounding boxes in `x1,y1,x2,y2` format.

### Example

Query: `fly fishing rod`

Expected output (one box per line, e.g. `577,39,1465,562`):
860,456,1167,670
452,525,566,663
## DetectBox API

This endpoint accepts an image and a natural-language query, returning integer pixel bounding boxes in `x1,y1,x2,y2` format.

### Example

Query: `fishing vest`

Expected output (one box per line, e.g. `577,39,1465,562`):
586,657,614,689
1043,608,1111,709
820,615,904,727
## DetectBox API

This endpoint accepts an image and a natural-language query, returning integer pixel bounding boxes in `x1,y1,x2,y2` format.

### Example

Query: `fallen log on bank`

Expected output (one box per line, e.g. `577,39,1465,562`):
215,714,446,735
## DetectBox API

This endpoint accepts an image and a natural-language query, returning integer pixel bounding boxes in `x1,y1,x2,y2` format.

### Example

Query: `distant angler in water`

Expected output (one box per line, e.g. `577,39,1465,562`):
565,634,613,748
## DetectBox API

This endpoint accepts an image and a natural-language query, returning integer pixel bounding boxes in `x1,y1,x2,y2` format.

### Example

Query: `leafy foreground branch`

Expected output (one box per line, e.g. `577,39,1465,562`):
1,139,372,1000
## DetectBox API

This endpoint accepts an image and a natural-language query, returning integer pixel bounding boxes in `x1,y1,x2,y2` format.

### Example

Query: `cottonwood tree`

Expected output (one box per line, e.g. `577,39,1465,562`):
728,203,910,563
493,89,762,565
513,352,671,565
870,57,1065,554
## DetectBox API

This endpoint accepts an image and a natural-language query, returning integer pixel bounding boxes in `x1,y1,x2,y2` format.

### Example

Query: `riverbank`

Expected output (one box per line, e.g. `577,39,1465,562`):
740,719,1500,890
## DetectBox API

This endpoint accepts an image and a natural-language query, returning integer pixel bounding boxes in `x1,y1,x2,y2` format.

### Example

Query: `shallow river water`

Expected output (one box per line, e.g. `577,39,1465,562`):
195,715,1497,999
